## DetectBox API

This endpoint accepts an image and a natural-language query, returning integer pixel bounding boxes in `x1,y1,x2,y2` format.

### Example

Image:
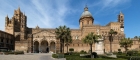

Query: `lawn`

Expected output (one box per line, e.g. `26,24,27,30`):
52,53,127,60
65,54,126,60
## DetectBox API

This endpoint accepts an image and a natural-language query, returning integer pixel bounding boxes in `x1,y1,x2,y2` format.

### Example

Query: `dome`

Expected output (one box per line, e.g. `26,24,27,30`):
80,6,93,18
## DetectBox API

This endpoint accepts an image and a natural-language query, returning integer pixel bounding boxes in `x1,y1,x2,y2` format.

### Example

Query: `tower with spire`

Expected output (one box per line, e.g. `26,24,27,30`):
118,11,124,33
5,7,27,40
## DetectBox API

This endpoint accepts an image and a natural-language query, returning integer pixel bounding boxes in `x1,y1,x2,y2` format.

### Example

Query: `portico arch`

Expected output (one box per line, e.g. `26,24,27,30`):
50,41,55,53
34,41,39,53
40,40,49,53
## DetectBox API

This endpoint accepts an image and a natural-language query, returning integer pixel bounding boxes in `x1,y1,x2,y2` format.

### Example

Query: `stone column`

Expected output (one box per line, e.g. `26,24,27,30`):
55,40,60,53
33,41,34,53
48,42,50,53
39,42,41,53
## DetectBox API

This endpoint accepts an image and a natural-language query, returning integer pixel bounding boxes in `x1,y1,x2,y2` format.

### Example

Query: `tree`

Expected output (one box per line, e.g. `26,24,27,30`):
55,25,71,53
108,29,117,53
64,28,72,53
119,38,133,52
134,36,138,39
82,32,100,58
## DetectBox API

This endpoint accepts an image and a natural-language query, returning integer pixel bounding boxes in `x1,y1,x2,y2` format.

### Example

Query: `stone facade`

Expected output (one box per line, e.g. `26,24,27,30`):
2,6,140,53
0,30,15,50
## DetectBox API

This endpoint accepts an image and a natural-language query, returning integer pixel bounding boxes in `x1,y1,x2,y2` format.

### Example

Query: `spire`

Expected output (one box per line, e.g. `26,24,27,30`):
23,12,25,16
84,5,88,11
36,25,39,29
120,11,123,15
17,6,21,12
6,14,9,18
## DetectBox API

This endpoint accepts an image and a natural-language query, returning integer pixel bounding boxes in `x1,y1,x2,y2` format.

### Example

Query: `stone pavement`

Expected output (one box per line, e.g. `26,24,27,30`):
0,53,66,60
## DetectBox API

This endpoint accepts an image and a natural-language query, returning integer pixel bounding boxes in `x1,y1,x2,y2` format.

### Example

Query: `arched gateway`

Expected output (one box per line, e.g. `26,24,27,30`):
40,40,49,53
33,30,56,53
33,40,56,53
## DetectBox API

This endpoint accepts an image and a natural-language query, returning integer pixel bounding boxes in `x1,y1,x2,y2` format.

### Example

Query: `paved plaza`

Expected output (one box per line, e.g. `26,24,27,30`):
0,53,66,60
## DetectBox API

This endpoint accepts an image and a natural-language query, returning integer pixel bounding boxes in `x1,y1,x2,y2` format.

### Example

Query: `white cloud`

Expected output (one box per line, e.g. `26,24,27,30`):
0,0,131,31
93,0,131,15
27,0,69,28
0,0,72,31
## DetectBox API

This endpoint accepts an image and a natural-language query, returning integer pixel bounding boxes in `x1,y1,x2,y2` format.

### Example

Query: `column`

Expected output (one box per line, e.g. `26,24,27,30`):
33,42,34,53
39,42,41,53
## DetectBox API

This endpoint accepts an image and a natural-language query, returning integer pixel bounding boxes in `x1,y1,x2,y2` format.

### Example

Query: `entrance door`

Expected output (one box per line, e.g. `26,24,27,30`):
34,41,39,53
40,40,48,53
50,41,55,53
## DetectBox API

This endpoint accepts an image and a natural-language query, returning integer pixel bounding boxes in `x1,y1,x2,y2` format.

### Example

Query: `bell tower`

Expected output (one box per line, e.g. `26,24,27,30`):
79,6,94,29
5,7,27,40
118,11,124,33
20,13,27,40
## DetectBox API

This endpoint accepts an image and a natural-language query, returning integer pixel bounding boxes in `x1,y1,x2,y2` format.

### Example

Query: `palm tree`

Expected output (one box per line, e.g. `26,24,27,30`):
109,29,117,53
119,38,133,52
108,29,117,53
65,35,72,53
55,25,71,53
64,28,72,53
82,32,100,58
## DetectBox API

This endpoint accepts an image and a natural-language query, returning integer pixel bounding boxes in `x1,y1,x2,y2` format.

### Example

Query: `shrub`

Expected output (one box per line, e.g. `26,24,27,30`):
117,52,122,55
52,54,58,58
64,53,70,55
126,50,139,56
71,52,80,55
14,51,24,54
0,50,8,52
117,55,130,59
92,52,98,58
7,52,14,54
69,48,74,52
99,55,116,59
3,51,24,55
80,50,87,54
58,53,64,58
118,49,121,52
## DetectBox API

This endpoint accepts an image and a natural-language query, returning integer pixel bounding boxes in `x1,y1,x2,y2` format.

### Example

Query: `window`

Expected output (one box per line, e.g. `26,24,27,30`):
73,44,74,46
121,20,123,22
82,22,83,25
75,36,79,40
87,21,89,25
1,39,3,42
78,44,79,46
121,16,123,18
11,40,13,44
7,40,8,43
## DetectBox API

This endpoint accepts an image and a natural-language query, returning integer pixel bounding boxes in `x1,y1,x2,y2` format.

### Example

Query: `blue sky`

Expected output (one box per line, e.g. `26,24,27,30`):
0,0,140,38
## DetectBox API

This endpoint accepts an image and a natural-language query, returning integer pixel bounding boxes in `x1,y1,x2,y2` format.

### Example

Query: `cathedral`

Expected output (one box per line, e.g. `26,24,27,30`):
2,6,139,53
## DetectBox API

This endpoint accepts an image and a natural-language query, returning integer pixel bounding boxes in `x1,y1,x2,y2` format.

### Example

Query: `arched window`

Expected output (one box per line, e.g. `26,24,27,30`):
87,20,89,25
121,20,123,22
78,44,79,46
75,36,79,40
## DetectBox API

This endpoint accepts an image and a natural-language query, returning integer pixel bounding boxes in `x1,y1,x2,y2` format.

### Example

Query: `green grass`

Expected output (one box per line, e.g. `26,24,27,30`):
65,54,127,60
52,53,127,60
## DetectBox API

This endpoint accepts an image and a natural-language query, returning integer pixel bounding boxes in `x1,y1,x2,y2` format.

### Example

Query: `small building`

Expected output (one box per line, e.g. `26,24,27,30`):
0,30,15,51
